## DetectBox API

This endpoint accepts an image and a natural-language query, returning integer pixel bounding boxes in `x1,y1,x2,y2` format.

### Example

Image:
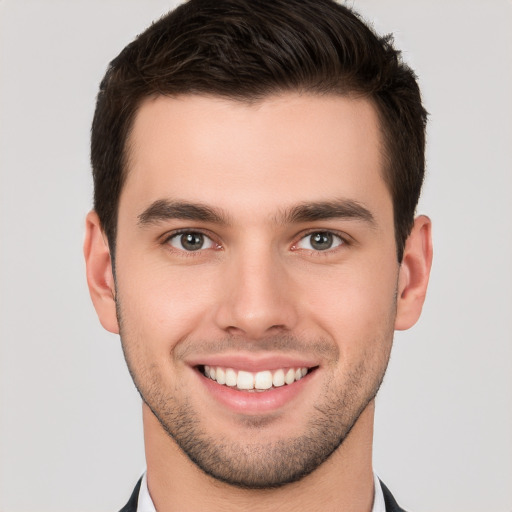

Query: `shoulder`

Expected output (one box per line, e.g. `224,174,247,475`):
118,478,142,512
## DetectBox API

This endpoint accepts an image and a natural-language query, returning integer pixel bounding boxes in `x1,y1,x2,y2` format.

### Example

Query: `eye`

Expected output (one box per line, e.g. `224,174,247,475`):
167,231,216,252
295,231,344,251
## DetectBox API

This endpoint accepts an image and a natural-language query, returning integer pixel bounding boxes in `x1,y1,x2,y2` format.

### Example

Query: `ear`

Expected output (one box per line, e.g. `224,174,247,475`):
83,210,119,334
395,215,433,331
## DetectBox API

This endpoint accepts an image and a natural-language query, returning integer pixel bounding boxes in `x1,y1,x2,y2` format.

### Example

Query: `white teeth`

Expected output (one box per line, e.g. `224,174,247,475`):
237,370,255,390
255,370,273,390
272,369,285,387
225,368,237,387
203,365,310,391
285,368,295,385
216,367,226,385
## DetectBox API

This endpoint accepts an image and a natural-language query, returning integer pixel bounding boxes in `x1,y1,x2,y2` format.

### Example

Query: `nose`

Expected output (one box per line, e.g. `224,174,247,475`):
213,246,299,339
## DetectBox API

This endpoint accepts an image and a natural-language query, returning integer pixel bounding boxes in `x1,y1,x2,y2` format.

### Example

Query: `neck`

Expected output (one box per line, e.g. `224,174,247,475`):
143,402,376,512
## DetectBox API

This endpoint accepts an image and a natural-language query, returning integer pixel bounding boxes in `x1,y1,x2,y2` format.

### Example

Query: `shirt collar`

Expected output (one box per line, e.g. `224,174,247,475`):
137,472,156,512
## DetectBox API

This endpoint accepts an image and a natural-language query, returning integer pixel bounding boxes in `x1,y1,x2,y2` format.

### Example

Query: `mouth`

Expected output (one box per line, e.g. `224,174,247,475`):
191,358,320,414
198,364,317,392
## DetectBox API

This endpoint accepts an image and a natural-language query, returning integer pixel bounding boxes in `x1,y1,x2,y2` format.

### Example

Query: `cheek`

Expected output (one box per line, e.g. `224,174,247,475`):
300,258,398,351
115,256,220,344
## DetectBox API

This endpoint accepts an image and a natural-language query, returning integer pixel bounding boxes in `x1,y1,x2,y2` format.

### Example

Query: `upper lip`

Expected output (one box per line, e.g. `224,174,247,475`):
186,353,319,372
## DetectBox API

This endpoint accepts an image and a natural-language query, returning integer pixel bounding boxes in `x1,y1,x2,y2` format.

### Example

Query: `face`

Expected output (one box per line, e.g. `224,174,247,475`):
112,93,400,488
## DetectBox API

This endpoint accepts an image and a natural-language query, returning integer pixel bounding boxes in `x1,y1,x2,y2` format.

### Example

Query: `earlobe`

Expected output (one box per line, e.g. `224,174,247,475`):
83,210,119,334
395,215,433,331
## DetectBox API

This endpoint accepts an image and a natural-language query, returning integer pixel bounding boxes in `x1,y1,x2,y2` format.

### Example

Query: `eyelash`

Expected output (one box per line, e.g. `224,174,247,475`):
161,229,350,255
291,230,349,254
162,229,222,255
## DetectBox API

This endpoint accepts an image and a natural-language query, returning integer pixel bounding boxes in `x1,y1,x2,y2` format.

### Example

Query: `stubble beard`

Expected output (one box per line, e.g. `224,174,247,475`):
117,302,394,489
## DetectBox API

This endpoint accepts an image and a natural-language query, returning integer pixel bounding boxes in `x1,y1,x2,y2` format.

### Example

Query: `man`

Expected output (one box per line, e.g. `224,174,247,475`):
84,0,432,510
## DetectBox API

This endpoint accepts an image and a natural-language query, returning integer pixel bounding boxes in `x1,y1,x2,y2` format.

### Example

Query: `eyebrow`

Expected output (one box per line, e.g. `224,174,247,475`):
138,199,230,226
276,199,376,226
137,198,375,227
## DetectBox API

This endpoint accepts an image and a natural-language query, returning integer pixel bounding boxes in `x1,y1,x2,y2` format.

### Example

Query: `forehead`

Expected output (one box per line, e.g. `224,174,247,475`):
121,93,390,222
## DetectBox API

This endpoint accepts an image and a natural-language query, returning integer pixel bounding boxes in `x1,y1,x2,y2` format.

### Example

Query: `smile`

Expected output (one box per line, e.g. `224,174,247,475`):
201,365,311,391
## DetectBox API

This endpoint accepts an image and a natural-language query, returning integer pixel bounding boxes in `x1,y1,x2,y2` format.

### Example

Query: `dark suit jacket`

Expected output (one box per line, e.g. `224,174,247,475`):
119,477,407,512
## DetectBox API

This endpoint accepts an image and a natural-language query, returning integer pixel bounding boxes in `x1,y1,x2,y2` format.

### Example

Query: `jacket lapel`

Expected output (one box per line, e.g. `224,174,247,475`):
119,478,142,512
380,480,407,512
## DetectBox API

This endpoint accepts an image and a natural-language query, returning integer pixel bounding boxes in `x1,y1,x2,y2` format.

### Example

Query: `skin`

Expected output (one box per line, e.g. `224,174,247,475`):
84,93,432,512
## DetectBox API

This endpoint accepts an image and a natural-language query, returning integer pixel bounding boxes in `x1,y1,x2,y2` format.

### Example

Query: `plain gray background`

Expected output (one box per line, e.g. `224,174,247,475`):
0,1,511,511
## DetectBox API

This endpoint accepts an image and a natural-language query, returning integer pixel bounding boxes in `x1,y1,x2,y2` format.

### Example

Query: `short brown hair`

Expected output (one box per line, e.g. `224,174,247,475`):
91,0,427,261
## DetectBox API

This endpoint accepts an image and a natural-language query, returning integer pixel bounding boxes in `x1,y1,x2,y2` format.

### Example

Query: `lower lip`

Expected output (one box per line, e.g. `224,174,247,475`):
196,369,314,415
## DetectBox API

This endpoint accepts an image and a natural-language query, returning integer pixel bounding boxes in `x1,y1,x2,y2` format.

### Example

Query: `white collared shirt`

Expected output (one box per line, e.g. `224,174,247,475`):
136,472,156,512
136,470,386,512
